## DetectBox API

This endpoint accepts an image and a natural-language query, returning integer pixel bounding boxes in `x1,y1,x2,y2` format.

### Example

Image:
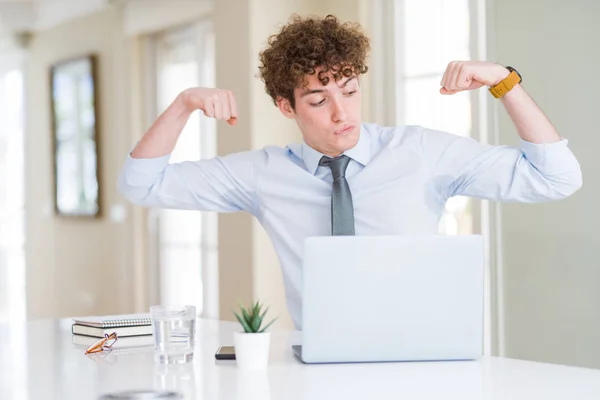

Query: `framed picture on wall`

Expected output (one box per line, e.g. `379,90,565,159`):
50,54,101,218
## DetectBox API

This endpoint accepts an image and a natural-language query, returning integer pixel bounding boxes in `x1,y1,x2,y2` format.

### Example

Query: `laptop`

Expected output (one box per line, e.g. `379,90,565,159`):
293,235,484,364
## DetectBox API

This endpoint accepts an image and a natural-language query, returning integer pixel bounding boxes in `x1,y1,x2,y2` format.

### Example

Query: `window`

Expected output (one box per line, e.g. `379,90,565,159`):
0,67,26,323
150,21,218,316
395,0,473,236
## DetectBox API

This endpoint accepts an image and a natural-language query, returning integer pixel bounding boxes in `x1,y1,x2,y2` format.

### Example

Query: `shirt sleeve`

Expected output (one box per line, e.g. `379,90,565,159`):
421,127,582,202
117,149,266,215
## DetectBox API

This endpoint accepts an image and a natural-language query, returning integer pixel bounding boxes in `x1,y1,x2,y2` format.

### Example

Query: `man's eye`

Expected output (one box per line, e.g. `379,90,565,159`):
310,99,326,107
344,90,357,96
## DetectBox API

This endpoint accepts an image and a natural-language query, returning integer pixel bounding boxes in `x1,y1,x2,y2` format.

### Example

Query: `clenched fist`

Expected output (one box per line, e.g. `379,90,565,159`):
440,61,511,95
181,87,238,125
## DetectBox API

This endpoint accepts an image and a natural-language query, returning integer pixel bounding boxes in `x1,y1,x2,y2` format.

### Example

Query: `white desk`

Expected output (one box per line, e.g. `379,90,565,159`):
1,318,599,399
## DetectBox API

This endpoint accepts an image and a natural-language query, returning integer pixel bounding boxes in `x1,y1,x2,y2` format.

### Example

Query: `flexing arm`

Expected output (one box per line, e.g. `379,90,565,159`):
431,61,581,201
118,88,264,214
131,87,237,159
440,60,560,144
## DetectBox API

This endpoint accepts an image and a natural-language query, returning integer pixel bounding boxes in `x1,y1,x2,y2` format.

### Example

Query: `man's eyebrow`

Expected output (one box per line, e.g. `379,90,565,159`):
300,76,357,97
339,76,356,88
300,88,325,97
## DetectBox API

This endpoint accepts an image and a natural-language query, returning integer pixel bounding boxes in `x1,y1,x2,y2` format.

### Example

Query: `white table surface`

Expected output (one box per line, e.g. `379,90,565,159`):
1,318,600,399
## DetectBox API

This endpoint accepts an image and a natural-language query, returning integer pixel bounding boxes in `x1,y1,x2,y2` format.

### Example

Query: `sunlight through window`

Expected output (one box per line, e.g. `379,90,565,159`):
397,0,473,235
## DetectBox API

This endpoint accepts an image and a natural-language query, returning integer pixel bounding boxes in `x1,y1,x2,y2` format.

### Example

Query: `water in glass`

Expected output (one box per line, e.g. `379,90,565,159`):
151,305,196,364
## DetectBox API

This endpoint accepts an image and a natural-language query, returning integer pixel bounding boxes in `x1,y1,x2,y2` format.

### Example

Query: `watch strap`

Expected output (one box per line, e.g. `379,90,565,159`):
489,70,522,98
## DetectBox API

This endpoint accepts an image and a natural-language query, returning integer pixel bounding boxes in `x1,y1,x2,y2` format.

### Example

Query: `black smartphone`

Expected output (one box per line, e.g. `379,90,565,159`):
215,345,236,360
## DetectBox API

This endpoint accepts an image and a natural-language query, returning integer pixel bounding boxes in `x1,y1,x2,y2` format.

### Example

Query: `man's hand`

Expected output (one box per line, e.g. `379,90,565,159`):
181,87,238,125
440,61,511,95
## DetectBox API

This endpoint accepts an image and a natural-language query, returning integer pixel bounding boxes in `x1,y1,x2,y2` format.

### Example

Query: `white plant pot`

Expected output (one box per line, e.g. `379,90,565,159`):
233,331,271,370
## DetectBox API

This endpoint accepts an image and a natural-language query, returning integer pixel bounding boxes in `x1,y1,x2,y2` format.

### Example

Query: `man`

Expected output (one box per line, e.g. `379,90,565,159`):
118,15,582,330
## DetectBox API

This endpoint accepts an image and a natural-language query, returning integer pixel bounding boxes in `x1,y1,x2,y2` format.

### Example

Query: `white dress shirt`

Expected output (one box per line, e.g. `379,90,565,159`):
118,123,582,329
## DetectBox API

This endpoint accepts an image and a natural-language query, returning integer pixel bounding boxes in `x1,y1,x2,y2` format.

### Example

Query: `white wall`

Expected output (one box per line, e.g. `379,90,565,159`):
213,0,256,324
25,5,136,318
489,0,600,368
22,0,218,320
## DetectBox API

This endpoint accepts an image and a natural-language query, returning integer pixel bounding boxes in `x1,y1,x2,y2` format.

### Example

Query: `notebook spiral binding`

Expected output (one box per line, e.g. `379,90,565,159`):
101,317,152,327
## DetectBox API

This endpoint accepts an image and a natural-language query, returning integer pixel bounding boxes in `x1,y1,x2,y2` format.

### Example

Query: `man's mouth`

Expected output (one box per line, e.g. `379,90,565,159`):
334,125,354,135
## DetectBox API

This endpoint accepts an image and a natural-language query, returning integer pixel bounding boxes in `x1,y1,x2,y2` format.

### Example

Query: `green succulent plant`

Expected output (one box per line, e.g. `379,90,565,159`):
233,300,277,333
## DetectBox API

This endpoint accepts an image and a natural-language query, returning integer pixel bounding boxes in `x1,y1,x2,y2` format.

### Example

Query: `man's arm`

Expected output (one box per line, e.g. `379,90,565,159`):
424,128,581,202
131,87,237,158
430,61,581,202
500,83,561,144
118,87,263,214
440,61,561,144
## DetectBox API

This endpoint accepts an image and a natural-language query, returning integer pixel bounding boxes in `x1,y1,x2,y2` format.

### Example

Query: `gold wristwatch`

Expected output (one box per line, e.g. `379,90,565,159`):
489,66,522,98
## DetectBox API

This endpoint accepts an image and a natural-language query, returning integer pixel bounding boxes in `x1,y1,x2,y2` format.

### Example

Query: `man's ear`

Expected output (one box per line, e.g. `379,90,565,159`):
276,96,296,119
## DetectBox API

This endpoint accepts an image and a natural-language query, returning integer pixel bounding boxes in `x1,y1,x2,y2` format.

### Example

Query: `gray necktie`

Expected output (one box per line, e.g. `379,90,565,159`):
319,155,355,235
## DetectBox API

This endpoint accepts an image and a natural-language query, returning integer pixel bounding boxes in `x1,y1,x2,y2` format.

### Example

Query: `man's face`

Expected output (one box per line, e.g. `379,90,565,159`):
277,69,362,157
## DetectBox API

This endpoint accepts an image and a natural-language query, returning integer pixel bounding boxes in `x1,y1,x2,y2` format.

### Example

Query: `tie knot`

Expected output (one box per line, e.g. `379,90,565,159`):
319,155,351,180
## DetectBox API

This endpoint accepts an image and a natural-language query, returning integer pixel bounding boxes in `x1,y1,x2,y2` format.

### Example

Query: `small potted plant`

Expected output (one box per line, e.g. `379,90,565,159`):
233,300,277,370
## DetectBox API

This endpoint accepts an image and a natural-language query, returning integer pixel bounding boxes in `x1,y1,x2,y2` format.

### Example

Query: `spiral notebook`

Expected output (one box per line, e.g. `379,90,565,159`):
72,313,151,328
73,313,152,328
72,313,153,338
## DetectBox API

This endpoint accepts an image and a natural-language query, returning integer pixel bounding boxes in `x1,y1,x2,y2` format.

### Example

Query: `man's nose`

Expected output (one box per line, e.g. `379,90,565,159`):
331,96,347,122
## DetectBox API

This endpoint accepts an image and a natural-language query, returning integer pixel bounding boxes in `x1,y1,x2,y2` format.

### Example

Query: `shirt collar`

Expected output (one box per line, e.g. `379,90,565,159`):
298,124,371,175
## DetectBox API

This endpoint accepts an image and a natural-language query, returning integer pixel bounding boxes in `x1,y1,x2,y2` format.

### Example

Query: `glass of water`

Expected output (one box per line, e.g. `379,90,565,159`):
150,305,197,364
